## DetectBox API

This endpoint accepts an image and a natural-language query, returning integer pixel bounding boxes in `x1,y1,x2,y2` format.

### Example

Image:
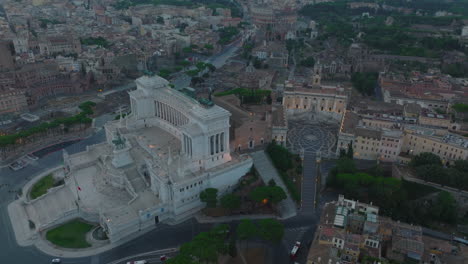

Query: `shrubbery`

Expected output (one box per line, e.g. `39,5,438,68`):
266,143,301,202
328,156,459,227
0,101,95,147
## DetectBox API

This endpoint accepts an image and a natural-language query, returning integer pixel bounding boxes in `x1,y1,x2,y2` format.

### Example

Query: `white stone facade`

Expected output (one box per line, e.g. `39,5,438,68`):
64,75,252,242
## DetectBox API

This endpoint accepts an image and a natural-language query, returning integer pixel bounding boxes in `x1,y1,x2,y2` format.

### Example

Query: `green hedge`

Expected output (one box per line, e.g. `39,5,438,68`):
0,101,95,147
279,171,301,202
266,143,301,202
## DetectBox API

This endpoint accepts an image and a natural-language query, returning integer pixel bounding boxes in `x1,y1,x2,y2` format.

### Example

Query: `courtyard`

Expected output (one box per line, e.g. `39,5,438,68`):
286,113,339,157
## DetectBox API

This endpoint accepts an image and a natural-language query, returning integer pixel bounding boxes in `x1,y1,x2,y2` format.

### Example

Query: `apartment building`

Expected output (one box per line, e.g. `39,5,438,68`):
401,131,468,163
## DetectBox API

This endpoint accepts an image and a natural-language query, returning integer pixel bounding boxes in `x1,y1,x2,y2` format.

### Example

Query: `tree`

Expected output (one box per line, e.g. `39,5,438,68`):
156,16,164,24
249,186,270,203
253,58,262,69
249,186,287,205
173,224,229,264
351,72,378,96
432,191,457,224
300,56,315,67
269,186,287,204
258,219,284,244
220,194,241,211
415,164,446,182
236,219,257,248
200,188,218,208
410,152,442,168
206,63,216,72
335,157,356,174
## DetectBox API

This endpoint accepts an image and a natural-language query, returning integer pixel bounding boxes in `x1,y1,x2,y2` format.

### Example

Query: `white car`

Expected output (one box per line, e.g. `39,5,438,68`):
126,261,147,264
51,259,61,264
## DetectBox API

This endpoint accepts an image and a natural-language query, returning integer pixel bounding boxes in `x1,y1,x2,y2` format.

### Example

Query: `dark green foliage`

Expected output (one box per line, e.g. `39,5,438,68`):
200,188,218,208
228,238,237,257
177,60,191,67
39,18,62,28
158,68,172,78
266,143,293,172
0,101,95,147
185,69,200,76
249,186,287,204
252,58,262,69
402,180,437,200
431,191,457,224
182,47,193,53
410,153,468,191
410,152,442,167
453,103,468,113
80,37,110,48
268,179,276,186
443,63,468,78
300,1,468,57
236,219,257,241
327,157,461,227
258,219,284,244
351,72,378,96
300,56,315,67
242,42,253,59
167,224,229,264
206,63,216,72
218,26,239,45
46,219,94,248
266,143,301,202
156,16,164,24
220,193,241,210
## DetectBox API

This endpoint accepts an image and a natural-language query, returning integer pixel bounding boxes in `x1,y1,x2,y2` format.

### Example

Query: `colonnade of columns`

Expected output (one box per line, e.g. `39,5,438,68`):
209,132,226,156
155,101,189,127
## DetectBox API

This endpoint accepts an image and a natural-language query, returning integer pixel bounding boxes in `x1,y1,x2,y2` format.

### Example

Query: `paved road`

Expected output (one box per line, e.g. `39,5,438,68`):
171,38,243,90
301,152,318,213
0,131,106,264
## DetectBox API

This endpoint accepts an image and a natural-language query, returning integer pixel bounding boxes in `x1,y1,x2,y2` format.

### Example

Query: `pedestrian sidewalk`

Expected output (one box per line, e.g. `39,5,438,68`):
250,151,297,219
195,213,276,223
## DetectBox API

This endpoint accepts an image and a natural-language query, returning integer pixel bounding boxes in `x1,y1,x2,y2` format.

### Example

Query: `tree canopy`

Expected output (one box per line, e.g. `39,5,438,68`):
351,72,378,96
410,152,442,167
200,188,218,208
258,219,284,244
236,219,257,241
249,186,287,205
220,194,241,211
167,224,229,264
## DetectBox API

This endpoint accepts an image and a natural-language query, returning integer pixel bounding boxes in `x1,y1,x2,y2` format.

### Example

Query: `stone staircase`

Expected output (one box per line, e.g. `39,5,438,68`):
124,166,147,193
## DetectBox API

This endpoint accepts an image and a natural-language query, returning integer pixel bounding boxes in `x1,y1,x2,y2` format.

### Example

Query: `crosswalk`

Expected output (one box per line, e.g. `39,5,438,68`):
282,227,308,250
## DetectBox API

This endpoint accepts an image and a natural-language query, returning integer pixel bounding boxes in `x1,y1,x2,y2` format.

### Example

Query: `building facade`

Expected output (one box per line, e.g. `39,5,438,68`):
64,75,253,242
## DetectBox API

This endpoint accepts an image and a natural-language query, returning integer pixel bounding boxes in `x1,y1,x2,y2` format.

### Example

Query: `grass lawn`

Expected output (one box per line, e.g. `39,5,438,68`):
46,219,94,248
30,174,55,199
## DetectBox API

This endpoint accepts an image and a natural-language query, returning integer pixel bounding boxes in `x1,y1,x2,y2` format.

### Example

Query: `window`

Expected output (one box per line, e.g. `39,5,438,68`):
210,136,214,155
220,132,224,152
